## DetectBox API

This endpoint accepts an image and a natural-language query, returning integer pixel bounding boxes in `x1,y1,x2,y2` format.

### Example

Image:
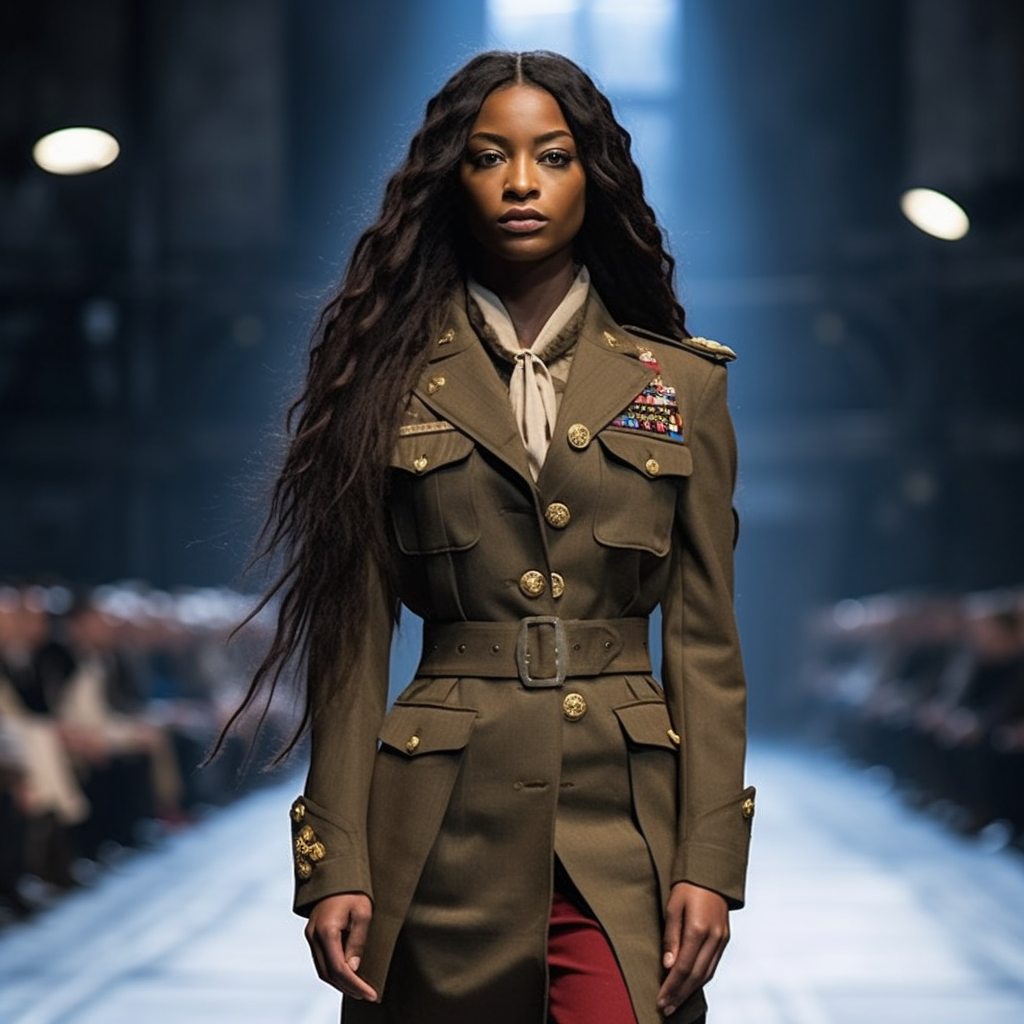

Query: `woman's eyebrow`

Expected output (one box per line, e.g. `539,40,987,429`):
467,129,575,146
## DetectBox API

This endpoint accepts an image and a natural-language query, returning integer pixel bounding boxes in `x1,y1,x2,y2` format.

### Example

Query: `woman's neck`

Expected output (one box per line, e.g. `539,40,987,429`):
472,250,576,349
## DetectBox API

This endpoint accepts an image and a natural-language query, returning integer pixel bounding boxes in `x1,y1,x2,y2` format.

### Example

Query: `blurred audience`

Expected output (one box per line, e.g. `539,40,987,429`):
803,586,1024,844
0,582,286,923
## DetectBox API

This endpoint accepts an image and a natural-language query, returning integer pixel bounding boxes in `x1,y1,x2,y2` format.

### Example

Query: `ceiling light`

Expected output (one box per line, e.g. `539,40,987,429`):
32,126,121,176
900,187,969,241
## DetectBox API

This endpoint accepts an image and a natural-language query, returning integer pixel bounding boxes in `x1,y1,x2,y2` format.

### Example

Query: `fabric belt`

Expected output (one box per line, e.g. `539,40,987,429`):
418,616,651,689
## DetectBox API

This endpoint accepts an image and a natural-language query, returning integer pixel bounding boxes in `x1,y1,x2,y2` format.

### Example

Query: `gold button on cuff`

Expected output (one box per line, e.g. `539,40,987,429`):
294,822,327,879
551,572,565,599
426,375,446,395
519,570,547,598
438,328,455,345
405,735,421,753
741,796,755,820
567,423,591,449
544,502,571,529
563,692,587,721
413,455,428,473
645,458,660,476
667,729,681,747
290,799,306,823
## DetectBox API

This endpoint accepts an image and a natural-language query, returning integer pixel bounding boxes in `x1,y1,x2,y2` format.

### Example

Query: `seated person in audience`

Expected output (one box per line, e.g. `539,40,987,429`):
0,587,89,892
35,594,185,823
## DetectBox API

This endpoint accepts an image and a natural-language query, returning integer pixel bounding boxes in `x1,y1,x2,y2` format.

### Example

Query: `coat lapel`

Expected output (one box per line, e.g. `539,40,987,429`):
537,293,653,493
412,296,535,487
412,291,656,494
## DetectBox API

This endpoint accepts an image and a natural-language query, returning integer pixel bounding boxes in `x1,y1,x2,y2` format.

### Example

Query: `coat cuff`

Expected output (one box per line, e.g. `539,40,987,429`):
289,794,373,916
672,785,755,909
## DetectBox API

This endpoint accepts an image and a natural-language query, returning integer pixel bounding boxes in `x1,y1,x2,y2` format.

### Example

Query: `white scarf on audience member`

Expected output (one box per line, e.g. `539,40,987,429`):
467,266,590,480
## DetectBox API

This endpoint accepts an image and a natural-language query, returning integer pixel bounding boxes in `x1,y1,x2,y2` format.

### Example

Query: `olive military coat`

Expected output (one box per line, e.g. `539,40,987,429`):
289,290,755,1024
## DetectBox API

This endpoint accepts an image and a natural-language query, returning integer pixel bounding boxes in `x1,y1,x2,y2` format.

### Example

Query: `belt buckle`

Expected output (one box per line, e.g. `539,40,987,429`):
516,616,567,688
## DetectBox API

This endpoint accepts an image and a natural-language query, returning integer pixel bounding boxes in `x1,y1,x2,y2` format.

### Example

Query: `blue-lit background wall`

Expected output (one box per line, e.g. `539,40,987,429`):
2,0,1023,732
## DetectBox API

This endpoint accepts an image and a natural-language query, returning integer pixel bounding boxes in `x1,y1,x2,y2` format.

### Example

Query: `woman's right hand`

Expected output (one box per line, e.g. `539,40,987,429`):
305,893,379,1001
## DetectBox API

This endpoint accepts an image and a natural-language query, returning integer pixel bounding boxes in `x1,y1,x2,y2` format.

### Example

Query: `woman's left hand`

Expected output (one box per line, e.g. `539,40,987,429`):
656,881,730,1017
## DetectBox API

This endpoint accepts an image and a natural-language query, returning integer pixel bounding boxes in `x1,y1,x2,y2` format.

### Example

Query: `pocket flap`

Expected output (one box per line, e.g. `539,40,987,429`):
598,431,693,477
614,700,679,751
390,431,475,475
378,703,477,756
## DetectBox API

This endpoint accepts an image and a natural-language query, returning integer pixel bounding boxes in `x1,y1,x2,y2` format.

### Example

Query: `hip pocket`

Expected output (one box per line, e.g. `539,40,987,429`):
614,699,679,904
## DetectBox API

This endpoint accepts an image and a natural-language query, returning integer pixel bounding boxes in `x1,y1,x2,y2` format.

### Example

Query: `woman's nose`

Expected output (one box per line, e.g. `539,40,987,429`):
503,155,538,200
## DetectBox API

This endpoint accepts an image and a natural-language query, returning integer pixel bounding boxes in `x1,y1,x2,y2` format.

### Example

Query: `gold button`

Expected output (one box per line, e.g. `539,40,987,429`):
406,735,421,753
298,824,315,844
567,423,591,449
295,857,313,881
667,729,681,747
519,570,547,598
413,455,428,472
308,841,326,862
290,799,306,823
544,502,571,529
438,328,455,345
427,375,446,395
550,572,565,599
562,692,587,720
645,458,660,476
741,796,755,820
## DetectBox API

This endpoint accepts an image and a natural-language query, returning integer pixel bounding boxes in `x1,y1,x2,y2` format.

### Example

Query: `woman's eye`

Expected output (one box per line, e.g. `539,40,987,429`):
540,150,573,167
471,151,503,168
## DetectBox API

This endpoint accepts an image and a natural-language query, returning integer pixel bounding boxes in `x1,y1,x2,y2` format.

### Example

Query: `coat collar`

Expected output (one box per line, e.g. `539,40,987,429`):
412,289,654,493
414,295,533,485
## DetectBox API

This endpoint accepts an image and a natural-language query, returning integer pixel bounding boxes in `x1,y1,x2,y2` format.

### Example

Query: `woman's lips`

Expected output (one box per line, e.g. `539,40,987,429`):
498,209,547,234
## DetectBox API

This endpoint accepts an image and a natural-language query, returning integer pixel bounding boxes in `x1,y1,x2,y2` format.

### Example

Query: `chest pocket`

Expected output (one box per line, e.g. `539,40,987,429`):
594,430,693,557
390,430,480,555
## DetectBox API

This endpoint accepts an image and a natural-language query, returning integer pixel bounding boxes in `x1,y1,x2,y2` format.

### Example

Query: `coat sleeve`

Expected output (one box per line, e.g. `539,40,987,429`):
660,359,754,909
290,559,394,916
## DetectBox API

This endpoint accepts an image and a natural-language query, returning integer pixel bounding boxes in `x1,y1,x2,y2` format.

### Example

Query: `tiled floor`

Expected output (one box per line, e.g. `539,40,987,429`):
3,742,1024,1023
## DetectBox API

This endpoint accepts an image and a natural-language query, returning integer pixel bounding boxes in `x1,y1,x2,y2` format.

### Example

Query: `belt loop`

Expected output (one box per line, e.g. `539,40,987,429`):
516,616,567,688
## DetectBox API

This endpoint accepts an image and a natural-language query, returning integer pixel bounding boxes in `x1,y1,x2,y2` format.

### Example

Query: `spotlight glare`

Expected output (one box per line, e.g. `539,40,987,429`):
900,187,969,241
32,126,120,176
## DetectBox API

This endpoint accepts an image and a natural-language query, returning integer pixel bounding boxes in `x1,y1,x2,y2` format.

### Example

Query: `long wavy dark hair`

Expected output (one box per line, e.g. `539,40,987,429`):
222,50,689,759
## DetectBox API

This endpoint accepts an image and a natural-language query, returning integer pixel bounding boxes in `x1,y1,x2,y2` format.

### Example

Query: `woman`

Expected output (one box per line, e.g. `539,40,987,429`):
235,51,754,1024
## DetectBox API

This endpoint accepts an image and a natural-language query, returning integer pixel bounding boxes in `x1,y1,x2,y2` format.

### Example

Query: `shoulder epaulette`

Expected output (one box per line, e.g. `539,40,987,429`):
622,324,737,364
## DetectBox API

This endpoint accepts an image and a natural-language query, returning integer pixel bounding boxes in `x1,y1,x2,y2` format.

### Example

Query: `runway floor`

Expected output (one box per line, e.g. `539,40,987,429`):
3,741,1024,1024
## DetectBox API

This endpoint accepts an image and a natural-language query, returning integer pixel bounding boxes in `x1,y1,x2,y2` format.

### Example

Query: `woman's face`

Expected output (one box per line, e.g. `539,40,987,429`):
460,84,586,269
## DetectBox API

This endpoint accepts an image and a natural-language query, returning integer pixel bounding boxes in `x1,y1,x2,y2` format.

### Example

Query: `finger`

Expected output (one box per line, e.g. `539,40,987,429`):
307,918,379,1001
661,897,683,969
305,921,330,982
344,901,372,973
657,925,729,1016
